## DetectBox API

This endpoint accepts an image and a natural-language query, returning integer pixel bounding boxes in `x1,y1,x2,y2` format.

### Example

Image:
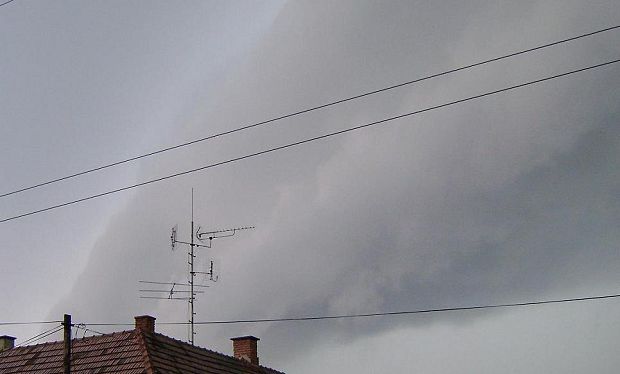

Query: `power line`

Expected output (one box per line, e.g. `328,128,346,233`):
82,292,620,327
74,324,105,336
16,325,63,347
0,320,62,326
0,0,16,9
5,292,620,329
1,24,618,200
1,58,618,224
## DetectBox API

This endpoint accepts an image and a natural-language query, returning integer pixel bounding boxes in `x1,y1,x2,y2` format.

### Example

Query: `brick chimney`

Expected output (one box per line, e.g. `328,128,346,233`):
231,336,260,365
134,315,156,333
0,336,16,352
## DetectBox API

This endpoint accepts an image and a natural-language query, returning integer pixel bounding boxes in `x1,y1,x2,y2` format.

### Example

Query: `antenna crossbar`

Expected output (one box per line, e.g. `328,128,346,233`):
138,280,210,288
197,226,254,241
141,191,254,346
199,226,255,235
174,240,211,248
139,290,205,294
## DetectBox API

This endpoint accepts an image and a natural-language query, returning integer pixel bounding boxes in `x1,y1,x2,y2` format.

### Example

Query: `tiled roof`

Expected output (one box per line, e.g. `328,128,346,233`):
0,330,284,374
0,331,144,374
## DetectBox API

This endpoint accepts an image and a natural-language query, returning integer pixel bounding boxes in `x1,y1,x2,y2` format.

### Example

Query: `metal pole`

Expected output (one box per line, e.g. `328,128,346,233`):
190,189,195,345
63,314,71,374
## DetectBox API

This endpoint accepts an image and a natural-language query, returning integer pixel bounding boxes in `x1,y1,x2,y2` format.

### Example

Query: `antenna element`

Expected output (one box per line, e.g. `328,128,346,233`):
138,190,254,346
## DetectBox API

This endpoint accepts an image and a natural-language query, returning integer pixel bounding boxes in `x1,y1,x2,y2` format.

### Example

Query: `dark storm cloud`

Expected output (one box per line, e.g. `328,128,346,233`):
33,1,620,373
178,1,620,361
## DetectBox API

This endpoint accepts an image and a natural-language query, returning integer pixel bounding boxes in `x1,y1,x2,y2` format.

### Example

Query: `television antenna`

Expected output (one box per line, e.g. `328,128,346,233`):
139,189,254,345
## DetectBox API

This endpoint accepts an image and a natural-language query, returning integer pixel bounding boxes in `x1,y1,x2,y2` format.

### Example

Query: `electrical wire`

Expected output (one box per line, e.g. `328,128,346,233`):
1,58,618,224
81,292,620,327
16,325,63,347
74,324,105,336
0,0,16,9
1,25,618,200
5,292,620,330
0,320,62,326
12,325,103,348
16,325,61,346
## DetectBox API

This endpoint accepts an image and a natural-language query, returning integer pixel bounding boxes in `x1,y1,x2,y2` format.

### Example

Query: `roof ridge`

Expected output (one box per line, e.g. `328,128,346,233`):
73,329,134,341
0,329,147,373
150,332,285,374
135,329,156,374
236,354,287,374
153,332,226,355
0,338,63,355
1,328,285,374
0,329,136,355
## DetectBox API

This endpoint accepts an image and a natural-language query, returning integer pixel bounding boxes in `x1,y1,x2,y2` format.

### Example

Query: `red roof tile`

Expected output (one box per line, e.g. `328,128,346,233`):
0,330,284,374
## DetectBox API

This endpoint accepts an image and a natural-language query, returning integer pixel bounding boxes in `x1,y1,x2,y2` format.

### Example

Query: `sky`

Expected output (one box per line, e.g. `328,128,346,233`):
1,1,619,373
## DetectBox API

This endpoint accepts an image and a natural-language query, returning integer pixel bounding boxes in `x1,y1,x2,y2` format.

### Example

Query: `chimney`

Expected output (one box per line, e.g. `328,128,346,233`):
134,315,156,333
0,336,16,352
231,336,260,365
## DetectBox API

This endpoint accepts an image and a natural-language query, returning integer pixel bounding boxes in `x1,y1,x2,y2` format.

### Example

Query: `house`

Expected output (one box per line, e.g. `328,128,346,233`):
0,315,284,374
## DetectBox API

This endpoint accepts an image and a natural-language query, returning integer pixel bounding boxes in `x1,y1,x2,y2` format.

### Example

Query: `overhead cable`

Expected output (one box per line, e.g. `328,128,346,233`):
16,325,63,347
74,324,105,336
0,320,62,326
82,292,620,326
5,293,620,331
1,58,618,224
1,25,618,199
0,0,16,9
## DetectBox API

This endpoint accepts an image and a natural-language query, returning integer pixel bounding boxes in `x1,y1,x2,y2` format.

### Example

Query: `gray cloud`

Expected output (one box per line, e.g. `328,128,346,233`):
2,1,618,373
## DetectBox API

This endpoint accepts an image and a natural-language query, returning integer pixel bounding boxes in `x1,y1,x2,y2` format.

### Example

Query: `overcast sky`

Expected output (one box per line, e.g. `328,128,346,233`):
1,1,619,373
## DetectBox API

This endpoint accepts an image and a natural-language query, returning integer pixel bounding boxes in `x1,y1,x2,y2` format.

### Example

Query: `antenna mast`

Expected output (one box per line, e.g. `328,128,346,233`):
190,189,195,345
139,189,254,346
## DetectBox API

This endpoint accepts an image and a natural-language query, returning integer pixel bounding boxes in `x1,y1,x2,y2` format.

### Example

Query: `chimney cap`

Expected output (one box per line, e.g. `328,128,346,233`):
230,335,260,341
134,315,156,320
